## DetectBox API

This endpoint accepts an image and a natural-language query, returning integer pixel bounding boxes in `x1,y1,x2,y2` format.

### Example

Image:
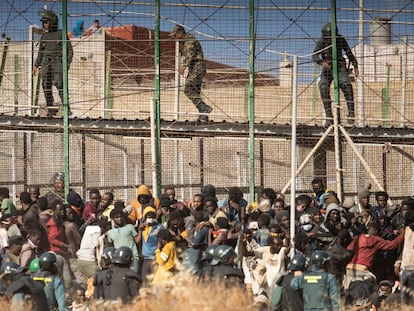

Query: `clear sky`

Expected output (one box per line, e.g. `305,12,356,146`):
1,1,413,72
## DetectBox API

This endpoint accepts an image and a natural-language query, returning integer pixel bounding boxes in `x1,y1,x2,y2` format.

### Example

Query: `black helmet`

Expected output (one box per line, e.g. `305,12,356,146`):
39,251,57,271
201,245,218,262
210,245,236,265
40,10,59,29
112,246,133,266
0,261,24,279
100,247,116,268
287,254,307,271
322,22,338,37
310,250,330,268
51,172,64,183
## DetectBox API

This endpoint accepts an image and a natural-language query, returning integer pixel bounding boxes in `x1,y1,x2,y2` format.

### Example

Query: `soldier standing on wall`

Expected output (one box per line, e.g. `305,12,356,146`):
313,23,359,126
33,10,73,117
170,25,212,122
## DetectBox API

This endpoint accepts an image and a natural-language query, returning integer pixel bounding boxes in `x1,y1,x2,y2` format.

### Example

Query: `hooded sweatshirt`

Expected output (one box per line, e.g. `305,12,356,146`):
72,20,84,37
128,184,160,224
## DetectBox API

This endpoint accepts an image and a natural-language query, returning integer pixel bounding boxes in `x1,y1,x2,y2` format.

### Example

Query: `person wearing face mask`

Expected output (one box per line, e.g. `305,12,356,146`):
298,213,314,234
136,206,163,284
370,280,394,309
106,208,140,273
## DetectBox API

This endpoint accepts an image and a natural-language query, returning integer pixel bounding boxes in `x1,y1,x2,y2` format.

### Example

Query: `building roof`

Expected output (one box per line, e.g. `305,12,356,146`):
103,24,279,87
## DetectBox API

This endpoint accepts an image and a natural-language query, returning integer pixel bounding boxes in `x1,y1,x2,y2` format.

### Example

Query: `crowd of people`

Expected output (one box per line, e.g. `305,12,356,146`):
0,174,413,310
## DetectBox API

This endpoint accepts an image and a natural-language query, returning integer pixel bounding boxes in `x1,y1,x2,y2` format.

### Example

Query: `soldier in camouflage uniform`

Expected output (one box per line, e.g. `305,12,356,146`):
170,25,212,122
313,23,359,126
33,10,73,117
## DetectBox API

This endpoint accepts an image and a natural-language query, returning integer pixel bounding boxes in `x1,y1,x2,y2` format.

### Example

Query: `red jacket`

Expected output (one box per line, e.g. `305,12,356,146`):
46,216,67,253
82,202,97,221
347,232,404,269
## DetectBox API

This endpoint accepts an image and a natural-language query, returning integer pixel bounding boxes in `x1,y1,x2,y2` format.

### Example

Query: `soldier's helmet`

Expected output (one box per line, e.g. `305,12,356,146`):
112,246,133,266
39,251,57,272
210,245,237,266
40,10,59,29
51,172,65,183
322,23,338,37
310,250,330,268
29,258,40,273
170,24,185,36
100,247,116,268
287,254,307,271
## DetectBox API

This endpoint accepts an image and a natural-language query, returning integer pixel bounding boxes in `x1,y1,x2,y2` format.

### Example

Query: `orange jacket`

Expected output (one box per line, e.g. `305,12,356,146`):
128,184,160,224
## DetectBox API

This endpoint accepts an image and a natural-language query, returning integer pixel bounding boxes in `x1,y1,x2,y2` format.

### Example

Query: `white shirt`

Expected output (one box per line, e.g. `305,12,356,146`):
76,225,101,262
0,227,8,250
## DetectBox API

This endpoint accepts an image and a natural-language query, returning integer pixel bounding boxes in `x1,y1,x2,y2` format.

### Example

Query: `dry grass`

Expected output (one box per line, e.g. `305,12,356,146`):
2,271,414,311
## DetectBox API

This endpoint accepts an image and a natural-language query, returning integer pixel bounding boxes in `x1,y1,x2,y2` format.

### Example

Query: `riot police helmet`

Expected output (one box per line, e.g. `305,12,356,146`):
100,247,116,268
287,254,307,271
310,250,330,268
0,261,24,280
39,251,57,272
112,246,133,266
201,245,218,262
210,245,237,265
40,10,59,30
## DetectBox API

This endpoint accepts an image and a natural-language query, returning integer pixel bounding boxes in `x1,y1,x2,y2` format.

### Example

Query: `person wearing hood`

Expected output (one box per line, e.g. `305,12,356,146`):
66,191,84,229
136,206,163,284
349,186,372,218
310,203,344,250
72,20,85,37
128,184,160,225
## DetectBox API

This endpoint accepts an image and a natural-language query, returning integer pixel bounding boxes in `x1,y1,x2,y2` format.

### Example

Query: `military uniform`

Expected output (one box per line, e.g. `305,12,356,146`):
313,24,358,122
181,33,212,116
32,271,68,311
35,27,73,112
270,272,304,311
291,268,340,311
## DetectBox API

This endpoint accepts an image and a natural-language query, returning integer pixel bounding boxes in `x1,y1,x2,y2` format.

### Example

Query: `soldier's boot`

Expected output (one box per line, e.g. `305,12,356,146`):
346,102,355,125
342,84,355,124
47,106,59,117
66,105,73,117
196,101,213,114
323,101,333,126
196,101,212,122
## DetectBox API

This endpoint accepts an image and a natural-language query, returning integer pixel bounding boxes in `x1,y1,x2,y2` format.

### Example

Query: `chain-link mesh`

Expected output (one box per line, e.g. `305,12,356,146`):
0,1,414,206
